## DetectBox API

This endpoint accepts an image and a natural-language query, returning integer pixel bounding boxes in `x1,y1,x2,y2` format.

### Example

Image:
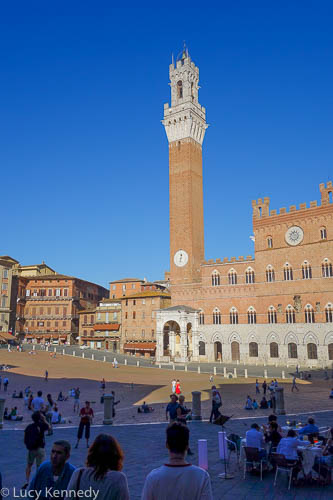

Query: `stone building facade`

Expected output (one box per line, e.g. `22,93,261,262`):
78,298,121,351
156,50,333,367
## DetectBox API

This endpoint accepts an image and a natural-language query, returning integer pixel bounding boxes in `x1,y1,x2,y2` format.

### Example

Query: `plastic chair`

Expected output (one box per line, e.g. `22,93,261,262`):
243,446,267,481
272,453,299,490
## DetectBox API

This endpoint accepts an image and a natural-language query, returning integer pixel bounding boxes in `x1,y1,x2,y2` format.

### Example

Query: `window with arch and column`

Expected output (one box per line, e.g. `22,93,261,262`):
211,270,220,286
247,307,256,324
288,342,298,358
322,259,333,278
228,269,237,285
213,308,221,325
229,307,238,324
302,261,312,280
199,311,205,325
249,342,258,357
305,304,315,324
325,304,333,323
177,80,183,99
270,342,279,358
268,306,277,324
266,265,275,283
198,341,205,355
286,305,296,324
307,343,318,359
267,236,273,249
284,263,293,281
320,227,327,240
245,267,255,284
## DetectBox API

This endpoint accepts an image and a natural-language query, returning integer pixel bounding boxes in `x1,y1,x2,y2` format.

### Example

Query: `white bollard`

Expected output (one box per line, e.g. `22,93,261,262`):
173,364,175,370
82,353,85,359
103,356,106,362
223,367,227,378
233,368,237,378
62,349,65,355
236,360,239,365
158,364,161,368
198,366,201,374
73,351,75,357
137,360,140,367
244,369,248,378
282,370,285,379
264,369,268,378
46,346,49,352
91,354,94,360
198,439,208,470
33,345,35,351
213,367,216,376
54,347,56,353
185,365,187,372
124,359,127,365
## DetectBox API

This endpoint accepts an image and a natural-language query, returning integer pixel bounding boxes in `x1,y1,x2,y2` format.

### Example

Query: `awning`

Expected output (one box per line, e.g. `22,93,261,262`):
0,332,15,340
124,342,156,351
93,323,120,331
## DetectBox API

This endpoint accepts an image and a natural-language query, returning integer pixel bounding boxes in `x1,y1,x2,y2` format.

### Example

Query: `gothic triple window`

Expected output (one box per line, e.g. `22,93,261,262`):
229,307,238,325
211,270,220,286
247,307,256,324
245,267,255,284
305,304,315,324
302,261,312,280
266,265,275,283
286,305,296,324
228,269,237,285
284,263,293,281
322,259,333,278
268,306,277,324
325,304,333,323
213,308,221,325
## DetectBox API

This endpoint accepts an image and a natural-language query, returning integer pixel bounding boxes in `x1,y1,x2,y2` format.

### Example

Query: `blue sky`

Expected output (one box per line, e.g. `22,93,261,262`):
1,2,333,287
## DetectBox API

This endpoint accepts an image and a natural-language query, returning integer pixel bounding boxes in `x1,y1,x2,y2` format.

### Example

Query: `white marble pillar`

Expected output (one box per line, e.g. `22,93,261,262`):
103,394,114,424
169,332,176,357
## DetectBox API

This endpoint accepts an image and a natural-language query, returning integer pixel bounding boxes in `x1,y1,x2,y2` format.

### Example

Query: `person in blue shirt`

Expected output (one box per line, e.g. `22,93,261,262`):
166,394,179,423
298,417,319,436
28,440,75,499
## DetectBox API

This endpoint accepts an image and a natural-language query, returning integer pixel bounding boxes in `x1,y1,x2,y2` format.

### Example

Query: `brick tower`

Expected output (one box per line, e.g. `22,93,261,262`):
162,48,208,288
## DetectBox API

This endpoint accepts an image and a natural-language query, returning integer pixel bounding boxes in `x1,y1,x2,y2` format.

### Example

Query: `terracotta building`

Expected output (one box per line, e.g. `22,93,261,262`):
0,256,19,336
23,275,108,345
156,49,333,367
109,278,144,298
78,298,121,351
122,290,171,357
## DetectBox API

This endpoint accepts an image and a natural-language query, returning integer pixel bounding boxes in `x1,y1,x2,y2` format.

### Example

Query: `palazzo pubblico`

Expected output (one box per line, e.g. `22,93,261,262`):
156,49,333,367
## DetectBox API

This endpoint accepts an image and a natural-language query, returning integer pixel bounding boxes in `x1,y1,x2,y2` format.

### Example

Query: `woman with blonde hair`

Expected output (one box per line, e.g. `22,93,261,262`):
67,434,129,499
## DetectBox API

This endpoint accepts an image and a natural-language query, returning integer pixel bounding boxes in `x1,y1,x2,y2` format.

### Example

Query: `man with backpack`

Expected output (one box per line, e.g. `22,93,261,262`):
23,411,51,488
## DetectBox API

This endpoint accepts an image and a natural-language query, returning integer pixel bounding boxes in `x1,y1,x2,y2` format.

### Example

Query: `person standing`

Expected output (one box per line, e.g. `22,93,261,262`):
175,379,181,395
171,379,176,394
31,391,45,412
23,411,51,488
166,395,179,424
3,377,8,392
262,380,267,395
177,395,193,455
255,379,260,394
45,370,48,382
75,401,94,449
210,387,222,422
73,387,80,413
291,376,299,392
0,375,2,391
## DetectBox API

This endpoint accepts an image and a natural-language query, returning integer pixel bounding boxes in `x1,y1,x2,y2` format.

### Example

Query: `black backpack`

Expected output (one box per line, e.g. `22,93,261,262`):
24,424,42,451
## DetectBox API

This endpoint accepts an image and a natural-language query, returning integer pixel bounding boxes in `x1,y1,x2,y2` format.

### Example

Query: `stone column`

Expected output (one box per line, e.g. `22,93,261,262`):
180,332,188,362
169,332,176,357
0,398,5,429
274,387,286,415
103,394,114,424
191,391,202,420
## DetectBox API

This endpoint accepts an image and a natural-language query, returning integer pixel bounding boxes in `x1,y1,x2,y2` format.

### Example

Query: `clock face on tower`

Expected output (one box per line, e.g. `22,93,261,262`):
174,250,189,267
285,226,304,246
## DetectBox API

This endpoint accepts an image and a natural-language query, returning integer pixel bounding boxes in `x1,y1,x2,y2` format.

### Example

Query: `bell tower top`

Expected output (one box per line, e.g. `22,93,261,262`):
162,48,208,145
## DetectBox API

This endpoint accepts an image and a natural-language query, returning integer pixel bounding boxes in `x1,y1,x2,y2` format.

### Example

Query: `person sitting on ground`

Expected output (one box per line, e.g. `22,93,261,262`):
67,434,129,499
244,395,253,410
138,401,154,414
3,408,10,420
298,417,319,437
12,390,18,398
51,406,62,424
57,391,64,401
142,422,212,500
245,423,266,458
260,396,268,409
28,440,75,498
252,399,258,410
329,388,333,399
10,406,23,421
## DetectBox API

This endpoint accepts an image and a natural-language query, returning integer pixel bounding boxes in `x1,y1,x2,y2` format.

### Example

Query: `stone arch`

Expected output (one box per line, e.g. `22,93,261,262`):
303,331,319,345
324,331,333,345
266,331,281,345
212,331,224,343
228,331,241,344
284,331,298,345
247,331,258,344
198,332,207,342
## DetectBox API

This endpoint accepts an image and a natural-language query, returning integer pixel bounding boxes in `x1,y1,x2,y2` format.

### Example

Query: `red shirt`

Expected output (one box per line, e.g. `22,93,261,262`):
80,407,94,424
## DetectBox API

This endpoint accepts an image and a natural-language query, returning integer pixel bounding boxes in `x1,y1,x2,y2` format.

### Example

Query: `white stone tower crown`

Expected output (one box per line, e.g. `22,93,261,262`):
162,49,208,145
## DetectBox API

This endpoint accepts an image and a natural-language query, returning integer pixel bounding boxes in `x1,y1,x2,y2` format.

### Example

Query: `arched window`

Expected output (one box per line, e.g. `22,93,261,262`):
267,236,273,249
228,269,237,285
229,307,238,324
266,265,275,283
213,308,221,325
245,267,255,284
249,342,258,357
328,344,333,361
286,305,296,324
211,270,220,286
320,227,327,240
307,343,318,359
247,307,256,324
302,261,312,280
270,342,279,358
322,259,333,278
305,304,315,324
199,311,205,325
198,341,205,355
284,263,293,281
268,306,277,324
177,80,183,99
288,342,298,358
325,304,333,323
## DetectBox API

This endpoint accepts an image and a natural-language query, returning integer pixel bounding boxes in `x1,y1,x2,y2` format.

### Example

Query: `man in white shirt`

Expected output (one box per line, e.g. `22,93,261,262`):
141,422,212,500
31,391,45,411
277,429,304,461
246,423,266,458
